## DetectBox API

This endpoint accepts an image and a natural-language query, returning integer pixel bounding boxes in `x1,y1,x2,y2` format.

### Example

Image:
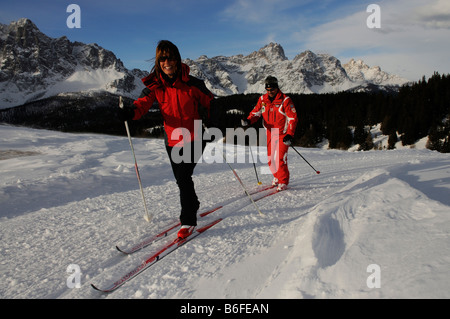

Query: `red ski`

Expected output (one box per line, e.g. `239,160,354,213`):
116,206,223,254
115,185,275,255
92,218,223,293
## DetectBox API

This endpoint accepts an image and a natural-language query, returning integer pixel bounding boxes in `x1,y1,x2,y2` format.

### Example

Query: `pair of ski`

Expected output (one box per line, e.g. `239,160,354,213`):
115,205,223,255
91,218,223,293
91,184,278,293
116,184,276,255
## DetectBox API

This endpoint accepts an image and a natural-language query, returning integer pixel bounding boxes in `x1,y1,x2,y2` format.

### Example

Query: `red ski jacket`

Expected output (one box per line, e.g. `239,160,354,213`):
132,63,214,147
247,90,298,136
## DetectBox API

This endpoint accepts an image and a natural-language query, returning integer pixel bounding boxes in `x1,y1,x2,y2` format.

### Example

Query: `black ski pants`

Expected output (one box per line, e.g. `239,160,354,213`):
166,139,206,226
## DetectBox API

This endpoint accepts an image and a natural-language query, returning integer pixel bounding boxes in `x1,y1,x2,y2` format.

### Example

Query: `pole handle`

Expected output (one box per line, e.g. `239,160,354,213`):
119,96,124,109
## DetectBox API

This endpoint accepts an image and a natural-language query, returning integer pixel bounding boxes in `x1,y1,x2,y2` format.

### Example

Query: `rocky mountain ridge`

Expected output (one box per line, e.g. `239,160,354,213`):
0,19,409,109
185,42,409,96
0,18,146,108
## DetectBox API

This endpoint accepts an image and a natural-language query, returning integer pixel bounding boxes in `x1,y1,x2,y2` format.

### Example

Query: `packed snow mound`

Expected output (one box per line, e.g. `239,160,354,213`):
281,169,449,298
0,124,449,299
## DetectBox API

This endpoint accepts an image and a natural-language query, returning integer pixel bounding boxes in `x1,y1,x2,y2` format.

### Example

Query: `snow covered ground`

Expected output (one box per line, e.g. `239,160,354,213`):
0,124,449,299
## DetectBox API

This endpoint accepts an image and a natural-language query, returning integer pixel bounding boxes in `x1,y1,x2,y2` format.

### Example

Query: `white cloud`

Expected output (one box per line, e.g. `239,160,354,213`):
413,0,450,29
222,0,312,23
301,0,450,80
216,0,449,80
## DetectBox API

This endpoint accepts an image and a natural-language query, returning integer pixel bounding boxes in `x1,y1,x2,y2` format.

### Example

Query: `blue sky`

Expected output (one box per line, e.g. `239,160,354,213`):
1,0,450,81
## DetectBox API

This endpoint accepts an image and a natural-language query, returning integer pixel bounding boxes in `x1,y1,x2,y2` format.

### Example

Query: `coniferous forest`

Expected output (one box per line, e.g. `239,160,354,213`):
1,72,449,152
213,72,450,153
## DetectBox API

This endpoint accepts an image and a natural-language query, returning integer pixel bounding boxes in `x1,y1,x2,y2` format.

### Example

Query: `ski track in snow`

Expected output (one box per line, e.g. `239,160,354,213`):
0,124,449,299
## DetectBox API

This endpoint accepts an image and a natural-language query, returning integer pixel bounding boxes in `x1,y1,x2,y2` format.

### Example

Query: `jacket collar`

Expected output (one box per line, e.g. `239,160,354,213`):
264,90,283,103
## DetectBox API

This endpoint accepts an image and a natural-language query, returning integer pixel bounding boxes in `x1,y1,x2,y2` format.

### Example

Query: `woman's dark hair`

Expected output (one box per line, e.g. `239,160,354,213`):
152,40,182,79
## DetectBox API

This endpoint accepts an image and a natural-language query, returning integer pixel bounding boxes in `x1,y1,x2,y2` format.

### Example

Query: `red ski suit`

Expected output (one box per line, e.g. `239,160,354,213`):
132,63,214,147
131,63,213,226
247,90,298,185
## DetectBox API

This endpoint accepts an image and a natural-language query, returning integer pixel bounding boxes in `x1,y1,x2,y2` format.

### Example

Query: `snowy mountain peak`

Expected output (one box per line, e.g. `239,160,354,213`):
343,58,407,86
1,18,44,48
185,45,409,96
247,42,287,62
295,49,319,61
8,17,36,32
0,18,409,108
0,19,146,108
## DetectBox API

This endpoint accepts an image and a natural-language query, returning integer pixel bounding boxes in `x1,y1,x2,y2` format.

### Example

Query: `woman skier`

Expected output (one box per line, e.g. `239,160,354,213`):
119,40,214,239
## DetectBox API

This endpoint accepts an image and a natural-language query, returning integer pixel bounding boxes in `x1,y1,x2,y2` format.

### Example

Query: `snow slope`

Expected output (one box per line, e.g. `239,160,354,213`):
0,124,449,299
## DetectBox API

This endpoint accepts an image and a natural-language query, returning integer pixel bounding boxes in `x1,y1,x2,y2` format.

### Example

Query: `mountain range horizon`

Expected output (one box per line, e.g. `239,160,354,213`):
1,18,410,109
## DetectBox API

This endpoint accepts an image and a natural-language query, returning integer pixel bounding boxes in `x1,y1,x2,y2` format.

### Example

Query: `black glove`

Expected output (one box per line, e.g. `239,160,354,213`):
283,134,293,146
198,105,210,127
208,99,222,129
241,118,249,127
118,106,136,122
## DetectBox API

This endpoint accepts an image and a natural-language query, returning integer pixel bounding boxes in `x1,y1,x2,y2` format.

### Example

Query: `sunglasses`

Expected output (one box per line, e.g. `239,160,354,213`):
266,87,277,92
160,56,176,62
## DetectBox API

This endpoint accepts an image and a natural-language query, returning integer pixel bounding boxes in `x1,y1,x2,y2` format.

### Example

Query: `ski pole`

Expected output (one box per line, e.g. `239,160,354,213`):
290,145,320,174
222,149,265,217
248,144,262,185
119,96,153,222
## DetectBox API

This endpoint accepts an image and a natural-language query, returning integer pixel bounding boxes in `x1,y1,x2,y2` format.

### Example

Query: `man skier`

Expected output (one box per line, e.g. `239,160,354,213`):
242,76,298,191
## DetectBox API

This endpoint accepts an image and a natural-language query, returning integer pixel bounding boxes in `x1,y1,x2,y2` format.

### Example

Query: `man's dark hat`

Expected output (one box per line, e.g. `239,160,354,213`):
264,76,279,89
